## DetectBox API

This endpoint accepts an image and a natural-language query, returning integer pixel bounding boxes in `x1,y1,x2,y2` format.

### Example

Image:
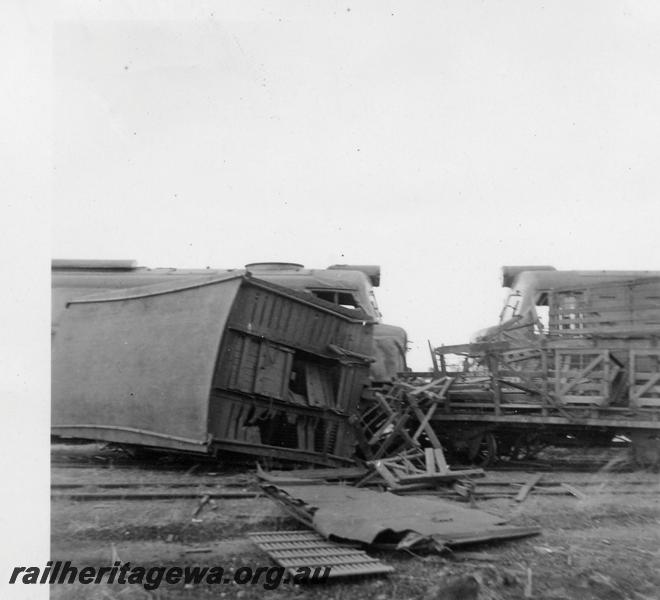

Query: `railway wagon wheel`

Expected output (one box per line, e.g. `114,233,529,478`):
493,433,549,463
492,434,521,462
629,430,660,470
518,433,548,461
468,432,498,467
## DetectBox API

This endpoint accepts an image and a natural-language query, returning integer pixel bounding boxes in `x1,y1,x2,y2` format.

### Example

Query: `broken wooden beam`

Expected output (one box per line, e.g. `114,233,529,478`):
561,483,587,500
515,473,543,503
434,448,450,473
256,465,367,482
192,494,211,518
397,469,484,485
372,461,403,489
425,448,437,474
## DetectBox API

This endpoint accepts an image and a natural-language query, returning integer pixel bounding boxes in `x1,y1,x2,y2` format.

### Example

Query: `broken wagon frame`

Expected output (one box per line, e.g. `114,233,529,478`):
52,273,374,467
428,271,660,464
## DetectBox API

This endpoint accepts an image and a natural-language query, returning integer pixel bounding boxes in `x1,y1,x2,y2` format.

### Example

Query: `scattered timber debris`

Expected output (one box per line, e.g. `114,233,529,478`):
357,378,490,494
248,530,394,579
430,267,660,469
366,447,484,492
358,377,454,460
260,483,540,551
255,463,367,484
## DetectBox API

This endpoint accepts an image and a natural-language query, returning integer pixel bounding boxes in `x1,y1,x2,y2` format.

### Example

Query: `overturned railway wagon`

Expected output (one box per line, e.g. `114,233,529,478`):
52,259,407,382
431,266,660,466
52,272,373,466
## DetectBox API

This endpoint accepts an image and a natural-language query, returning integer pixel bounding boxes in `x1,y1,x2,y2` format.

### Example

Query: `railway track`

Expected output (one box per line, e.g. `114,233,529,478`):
50,458,239,472
49,478,658,490
51,481,254,489
51,456,636,474
50,491,260,501
51,446,659,503
51,481,660,501
487,460,635,472
51,444,652,501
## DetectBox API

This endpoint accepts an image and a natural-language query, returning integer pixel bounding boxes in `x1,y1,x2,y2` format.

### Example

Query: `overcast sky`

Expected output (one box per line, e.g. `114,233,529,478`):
49,1,660,371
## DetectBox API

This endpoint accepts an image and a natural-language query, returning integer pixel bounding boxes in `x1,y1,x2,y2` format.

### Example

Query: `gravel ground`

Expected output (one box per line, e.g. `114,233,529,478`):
50,444,660,600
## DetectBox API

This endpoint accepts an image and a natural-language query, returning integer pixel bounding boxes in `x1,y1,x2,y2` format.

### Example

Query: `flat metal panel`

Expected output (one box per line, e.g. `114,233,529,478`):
52,276,243,450
267,484,509,545
52,271,235,330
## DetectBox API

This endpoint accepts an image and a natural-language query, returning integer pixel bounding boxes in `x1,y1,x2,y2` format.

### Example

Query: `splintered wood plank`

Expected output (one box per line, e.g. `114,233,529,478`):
515,473,543,503
434,448,449,474
561,483,587,500
412,403,440,443
425,448,436,474
373,461,401,489
396,469,484,485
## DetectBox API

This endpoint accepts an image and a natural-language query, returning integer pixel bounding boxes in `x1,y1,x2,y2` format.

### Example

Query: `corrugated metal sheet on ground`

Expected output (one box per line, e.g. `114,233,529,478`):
262,484,541,548
267,484,507,543
248,531,393,578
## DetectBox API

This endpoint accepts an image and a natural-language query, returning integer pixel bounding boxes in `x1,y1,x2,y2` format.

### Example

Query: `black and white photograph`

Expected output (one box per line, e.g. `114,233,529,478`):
3,1,660,599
